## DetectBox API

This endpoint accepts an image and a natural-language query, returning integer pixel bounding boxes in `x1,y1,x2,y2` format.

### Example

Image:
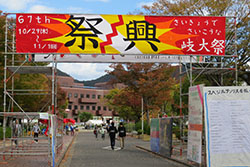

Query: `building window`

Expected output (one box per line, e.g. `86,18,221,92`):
97,106,101,110
80,94,84,98
86,106,90,110
109,108,112,111
92,106,96,110
86,94,90,98
80,105,84,110
103,106,107,111
68,105,72,110
74,105,78,110
74,93,78,98
97,95,101,99
92,94,96,99
68,93,72,98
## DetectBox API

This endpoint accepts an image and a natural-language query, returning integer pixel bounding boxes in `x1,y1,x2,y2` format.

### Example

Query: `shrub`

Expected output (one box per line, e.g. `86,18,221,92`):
0,126,12,139
124,122,135,133
135,121,150,135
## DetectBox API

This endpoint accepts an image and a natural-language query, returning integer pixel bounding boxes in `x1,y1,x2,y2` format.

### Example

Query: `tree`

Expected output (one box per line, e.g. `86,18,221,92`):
79,112,93,122
105,88,142,122
141,0,250,85
0,11,13,112
107,63,177,123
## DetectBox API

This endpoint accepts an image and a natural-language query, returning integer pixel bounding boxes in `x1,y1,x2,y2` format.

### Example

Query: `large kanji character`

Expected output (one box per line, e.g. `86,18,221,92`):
124,20,160,52
65,15,103,50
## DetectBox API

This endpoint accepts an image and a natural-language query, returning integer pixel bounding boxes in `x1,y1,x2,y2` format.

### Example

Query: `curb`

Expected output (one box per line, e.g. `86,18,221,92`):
56,133,77,167
136,145,194,167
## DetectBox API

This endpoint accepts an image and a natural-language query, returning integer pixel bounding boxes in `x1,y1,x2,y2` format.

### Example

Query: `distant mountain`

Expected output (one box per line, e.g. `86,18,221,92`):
57,69,71,77
75,74,115,86
57,69,114,86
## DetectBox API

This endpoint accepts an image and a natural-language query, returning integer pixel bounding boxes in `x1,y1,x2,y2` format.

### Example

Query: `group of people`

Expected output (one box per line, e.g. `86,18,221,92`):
94,122,126,150
94,125,106,140
65,124,75,136
12,120,41,147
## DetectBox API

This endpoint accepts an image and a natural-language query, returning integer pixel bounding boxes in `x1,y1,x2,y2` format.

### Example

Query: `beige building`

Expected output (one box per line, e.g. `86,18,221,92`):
57,76,121,123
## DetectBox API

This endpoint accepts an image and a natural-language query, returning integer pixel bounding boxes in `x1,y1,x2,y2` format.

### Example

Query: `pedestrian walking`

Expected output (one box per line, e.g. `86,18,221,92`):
100,126,105,140
94,125,98,139
118,122,126,149
12,119,21,147
108,122,117,150
33,123,40,143
65,124,69,135
70,124,75,136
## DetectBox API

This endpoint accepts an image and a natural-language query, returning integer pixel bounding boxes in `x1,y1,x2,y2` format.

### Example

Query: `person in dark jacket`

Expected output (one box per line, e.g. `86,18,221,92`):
118,122,126,149
108,122,118,150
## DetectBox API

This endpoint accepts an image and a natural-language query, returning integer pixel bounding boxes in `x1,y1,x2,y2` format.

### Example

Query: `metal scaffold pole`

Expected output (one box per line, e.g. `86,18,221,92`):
52,54,55,114
179,58,183,157
141,97,144,136
179,59,182,116
55,56,58,114
190,55,193,87
3,14,8,157
234,17,238,86
11,27,15,112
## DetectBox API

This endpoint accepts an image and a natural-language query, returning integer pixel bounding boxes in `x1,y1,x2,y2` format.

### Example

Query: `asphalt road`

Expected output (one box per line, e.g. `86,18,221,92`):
60,131,186,167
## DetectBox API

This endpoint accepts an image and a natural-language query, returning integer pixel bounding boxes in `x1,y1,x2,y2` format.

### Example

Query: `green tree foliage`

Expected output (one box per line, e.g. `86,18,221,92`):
135,120,150,135
58,98,68,118
141,0,250,85
79,112,93,122
0,126,11,139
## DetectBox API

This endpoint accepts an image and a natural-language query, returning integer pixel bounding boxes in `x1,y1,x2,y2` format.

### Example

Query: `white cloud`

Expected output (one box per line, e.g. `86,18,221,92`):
57,63,111,81
137,1,154,8
28,5,56,13
0,0,34,11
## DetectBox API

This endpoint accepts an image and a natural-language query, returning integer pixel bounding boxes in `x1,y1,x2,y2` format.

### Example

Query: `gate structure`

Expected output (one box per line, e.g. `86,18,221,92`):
1,13,237,167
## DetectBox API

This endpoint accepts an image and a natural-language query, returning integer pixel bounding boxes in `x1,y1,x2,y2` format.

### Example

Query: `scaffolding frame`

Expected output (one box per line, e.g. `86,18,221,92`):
1,13,61,166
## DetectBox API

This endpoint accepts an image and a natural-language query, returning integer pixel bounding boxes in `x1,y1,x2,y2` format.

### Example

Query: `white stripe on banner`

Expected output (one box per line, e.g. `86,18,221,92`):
34,54,204,63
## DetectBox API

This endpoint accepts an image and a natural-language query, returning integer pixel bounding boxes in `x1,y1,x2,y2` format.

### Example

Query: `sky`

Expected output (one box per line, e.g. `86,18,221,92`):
0,0,154,81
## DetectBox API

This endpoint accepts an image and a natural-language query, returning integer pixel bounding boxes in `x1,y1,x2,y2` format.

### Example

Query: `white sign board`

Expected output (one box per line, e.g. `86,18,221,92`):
187,85,203,164
39,113,49,120
33,54,204,63
203,86,250,167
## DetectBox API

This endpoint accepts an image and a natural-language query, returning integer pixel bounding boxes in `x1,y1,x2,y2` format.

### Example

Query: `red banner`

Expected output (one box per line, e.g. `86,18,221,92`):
16,14,226,55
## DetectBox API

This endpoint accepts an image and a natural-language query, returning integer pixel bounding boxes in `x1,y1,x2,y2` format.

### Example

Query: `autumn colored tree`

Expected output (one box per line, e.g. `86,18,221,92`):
0,11,14,112
107,63,177,123
105,88,142,122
